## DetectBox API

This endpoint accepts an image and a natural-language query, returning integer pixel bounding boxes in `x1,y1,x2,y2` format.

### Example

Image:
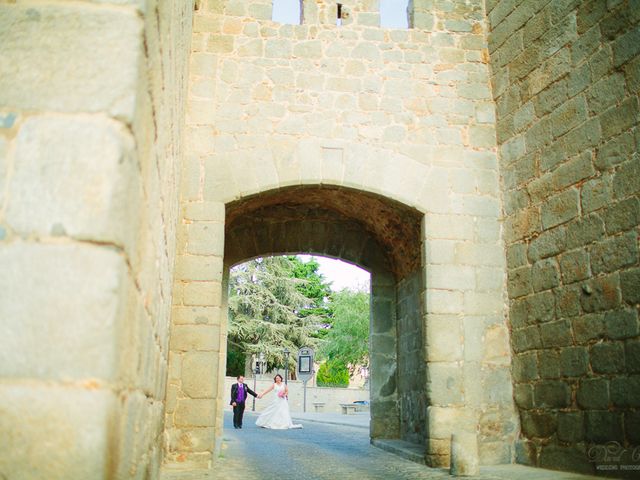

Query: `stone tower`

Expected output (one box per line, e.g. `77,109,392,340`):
0,0,637,478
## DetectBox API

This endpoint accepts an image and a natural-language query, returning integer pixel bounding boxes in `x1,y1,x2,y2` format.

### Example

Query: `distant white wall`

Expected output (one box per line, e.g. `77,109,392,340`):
224,376,369,414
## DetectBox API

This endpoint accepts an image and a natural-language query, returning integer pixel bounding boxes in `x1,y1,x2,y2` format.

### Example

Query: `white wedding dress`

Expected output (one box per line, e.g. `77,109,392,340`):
256,383,303,429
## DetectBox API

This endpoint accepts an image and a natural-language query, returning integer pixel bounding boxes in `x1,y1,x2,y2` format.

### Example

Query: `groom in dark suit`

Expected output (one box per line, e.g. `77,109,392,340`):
230,375,258,429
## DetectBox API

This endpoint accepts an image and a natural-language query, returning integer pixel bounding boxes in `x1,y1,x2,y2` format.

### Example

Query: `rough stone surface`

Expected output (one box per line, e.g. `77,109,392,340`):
169,0,516,472
0,0,193,478
0,3,142,118
488,0,640,473
3,0,639,477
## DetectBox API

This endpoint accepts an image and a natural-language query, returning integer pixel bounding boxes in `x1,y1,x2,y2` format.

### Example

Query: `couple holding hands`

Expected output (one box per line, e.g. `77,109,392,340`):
230,374,302,430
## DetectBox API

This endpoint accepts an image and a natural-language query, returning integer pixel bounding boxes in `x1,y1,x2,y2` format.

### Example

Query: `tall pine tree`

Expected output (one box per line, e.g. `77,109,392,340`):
226,256,328,377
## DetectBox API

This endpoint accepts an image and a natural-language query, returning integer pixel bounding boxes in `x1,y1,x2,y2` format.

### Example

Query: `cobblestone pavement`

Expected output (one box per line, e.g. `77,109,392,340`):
161,411,599,480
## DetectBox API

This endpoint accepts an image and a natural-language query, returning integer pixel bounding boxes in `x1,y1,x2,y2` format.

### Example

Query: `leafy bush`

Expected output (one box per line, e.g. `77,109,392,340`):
316,360,350,387
226,346,246,377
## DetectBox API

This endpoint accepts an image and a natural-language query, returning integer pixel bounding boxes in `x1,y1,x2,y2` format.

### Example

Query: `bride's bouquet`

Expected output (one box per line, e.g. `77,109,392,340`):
278,390,286,398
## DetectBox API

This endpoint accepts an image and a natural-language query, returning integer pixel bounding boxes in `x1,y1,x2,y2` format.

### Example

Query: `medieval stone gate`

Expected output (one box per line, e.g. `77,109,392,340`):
1,0,638,478
163,0,516,471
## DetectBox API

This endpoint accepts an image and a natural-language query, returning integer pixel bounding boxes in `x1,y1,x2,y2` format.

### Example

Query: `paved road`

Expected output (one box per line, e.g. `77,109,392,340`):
162,411,600,480
213,411,450,480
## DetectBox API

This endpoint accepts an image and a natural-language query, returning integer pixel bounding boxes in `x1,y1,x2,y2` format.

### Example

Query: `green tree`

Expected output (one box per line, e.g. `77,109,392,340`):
319,289,370,374
316,360,350,387
226,256,325,376
287,256,333,336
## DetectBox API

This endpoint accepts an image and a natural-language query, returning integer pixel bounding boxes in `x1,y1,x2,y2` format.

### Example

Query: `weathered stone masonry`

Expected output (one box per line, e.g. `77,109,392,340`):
486,0,640,474
1,0,637,478
166,0,516,472
0,1,192,478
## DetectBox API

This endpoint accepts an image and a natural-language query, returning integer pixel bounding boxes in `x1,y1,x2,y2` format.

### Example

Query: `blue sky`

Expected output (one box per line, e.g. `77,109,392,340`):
272,0,409,28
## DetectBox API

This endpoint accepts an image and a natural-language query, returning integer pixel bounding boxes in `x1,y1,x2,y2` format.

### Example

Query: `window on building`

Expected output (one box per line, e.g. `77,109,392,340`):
380,0,410,28
272,0,303,25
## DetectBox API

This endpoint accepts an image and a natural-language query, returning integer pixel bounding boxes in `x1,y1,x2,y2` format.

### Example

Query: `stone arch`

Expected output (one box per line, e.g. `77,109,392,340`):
164,172,518,471
166,138,520,470
224,185,425,443
201,138,433,214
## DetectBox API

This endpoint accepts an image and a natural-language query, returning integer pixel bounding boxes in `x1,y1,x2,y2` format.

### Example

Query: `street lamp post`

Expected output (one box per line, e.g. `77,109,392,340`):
252,352,265,412
283,348,290,385
252,354,257,412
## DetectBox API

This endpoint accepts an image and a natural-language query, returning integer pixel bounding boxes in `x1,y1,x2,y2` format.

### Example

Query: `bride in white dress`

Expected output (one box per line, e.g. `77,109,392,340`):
256,374,302,429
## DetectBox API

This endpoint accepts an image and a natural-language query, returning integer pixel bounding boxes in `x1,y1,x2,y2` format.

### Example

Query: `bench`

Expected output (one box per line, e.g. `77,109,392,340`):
340,403,358,415
312,402,325,413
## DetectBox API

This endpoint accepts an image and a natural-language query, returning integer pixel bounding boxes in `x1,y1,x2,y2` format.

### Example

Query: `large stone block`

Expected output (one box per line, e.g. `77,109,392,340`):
600,96,639,141
572,313,606,343
580,273,622,313
170,325,221,352
531,258,560,292
537,349,560,379
604,308,639,340
558,249,591,283
427,406,477,439
533,380,571,408
557,411,584,443
6,116,137,248
425,315,463,362
0,4,141,117
426,363,464,405
602,197,640,235
541,188,579,229
514,383,534,410
172,306,222,326
589,231,638,274
182,281,222,306
508,266,532,298
590,341,625,374
174,398,216,427
483,367,514,406
526,291,556,324
539,444,593,475
175,254,224,281
483,325,510,364
528,226,566,261
513,353,538,382
610,375,640,408
520,411,557,438
540,319,573,347
554,284,581,318
560,347,589,377
585,411,624,443
621,267,640,304
181,352,218,398
0,384,116,479
0,242,125,380
613,154,640,199
167,427,215,454
511,325,542,353
425,289,464,314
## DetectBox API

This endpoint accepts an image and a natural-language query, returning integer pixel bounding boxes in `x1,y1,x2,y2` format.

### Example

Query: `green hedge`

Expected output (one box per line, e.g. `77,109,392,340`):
316,360,349,387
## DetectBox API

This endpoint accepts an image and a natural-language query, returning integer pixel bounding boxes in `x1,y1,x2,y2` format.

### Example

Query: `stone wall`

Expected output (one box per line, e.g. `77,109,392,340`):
397,270,427,445
486,0,640,474
167,0,517,471
0,1,192,478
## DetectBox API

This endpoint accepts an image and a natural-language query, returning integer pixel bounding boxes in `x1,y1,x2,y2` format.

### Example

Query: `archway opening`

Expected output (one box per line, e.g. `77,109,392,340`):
224,254,372,422
223,185,425,445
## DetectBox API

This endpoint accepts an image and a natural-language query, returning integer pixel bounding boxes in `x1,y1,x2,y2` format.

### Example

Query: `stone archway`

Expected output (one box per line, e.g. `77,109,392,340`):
224,185,424,444
163,181,518,471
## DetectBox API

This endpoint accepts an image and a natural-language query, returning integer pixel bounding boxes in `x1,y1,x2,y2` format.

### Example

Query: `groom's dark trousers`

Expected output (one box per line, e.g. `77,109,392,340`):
230,383,258,428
